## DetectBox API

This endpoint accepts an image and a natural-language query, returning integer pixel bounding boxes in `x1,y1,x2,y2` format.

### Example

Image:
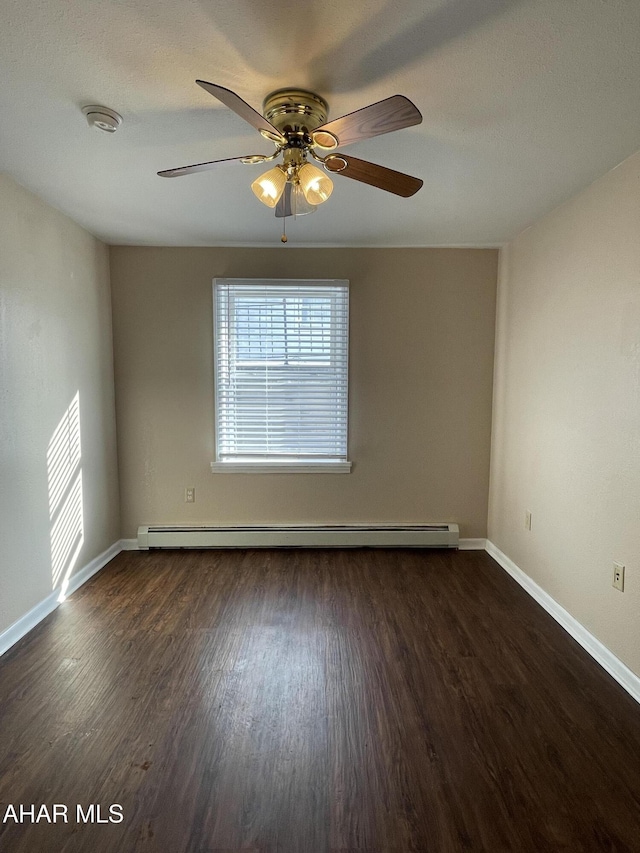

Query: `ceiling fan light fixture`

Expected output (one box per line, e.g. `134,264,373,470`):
251,166,286,207
298,163,333,205
159,83,424,232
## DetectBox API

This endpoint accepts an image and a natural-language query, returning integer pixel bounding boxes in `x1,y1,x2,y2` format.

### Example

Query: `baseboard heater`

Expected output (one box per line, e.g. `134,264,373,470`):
137,523,459,550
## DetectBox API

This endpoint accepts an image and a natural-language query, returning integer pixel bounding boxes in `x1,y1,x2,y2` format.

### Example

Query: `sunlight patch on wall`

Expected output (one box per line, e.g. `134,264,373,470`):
47,392,84,600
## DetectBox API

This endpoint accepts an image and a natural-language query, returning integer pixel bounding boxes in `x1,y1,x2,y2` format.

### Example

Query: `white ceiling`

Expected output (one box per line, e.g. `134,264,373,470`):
1,0,640,247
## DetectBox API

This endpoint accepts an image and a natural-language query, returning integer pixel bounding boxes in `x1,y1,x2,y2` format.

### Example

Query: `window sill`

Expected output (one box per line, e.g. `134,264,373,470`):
211,460,352,474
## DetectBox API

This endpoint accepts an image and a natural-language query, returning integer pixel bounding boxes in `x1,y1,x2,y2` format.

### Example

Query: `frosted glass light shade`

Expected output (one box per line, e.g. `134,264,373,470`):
251,167,286,207
298,163,333,205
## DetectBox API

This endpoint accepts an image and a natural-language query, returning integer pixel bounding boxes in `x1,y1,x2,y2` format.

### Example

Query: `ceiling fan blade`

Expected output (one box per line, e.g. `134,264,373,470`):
196,81,285,143
313,95,421,148
158,155,268,178
275,183,293,218
325,154,423,197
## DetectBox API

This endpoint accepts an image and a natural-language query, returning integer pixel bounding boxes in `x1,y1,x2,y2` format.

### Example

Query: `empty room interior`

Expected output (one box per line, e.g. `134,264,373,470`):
2,0,640,850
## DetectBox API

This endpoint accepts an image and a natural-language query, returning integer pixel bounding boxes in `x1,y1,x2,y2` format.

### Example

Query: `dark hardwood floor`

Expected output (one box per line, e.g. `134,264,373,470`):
1,548,639,852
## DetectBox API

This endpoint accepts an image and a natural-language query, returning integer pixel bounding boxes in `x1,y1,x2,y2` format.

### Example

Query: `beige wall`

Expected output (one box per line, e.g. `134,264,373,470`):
0,174,120,635
489,150,640,677
110,247,497,539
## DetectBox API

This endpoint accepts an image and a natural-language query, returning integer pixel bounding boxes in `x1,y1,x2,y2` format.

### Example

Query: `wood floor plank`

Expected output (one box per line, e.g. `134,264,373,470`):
1,548,639,852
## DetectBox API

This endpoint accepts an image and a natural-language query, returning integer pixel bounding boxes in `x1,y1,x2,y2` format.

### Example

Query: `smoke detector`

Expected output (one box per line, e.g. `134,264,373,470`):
82,105,122,133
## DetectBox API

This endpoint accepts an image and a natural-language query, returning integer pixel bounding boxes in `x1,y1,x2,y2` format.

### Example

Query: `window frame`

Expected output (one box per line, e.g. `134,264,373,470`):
211,278,351,474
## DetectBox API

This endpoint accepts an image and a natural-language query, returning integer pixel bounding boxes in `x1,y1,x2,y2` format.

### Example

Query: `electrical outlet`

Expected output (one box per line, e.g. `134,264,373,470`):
613,562,625,592
525,510,532,531
185,487,195,503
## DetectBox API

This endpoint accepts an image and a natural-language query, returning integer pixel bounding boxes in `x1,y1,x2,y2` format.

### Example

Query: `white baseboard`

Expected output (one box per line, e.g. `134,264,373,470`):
64,541,122,598
0,540,122,659
120,538,139,551
459,538,487,550
485,540,640,705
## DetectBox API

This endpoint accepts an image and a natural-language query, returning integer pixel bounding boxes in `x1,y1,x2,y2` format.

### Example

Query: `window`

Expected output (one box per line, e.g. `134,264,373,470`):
212,279,350,472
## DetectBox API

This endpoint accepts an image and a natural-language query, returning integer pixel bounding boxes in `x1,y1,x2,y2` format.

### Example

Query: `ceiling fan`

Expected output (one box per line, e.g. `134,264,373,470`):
158,82,423,222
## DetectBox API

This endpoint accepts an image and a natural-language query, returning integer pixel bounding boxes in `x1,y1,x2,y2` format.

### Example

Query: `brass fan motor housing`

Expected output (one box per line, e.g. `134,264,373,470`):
263,89,329,141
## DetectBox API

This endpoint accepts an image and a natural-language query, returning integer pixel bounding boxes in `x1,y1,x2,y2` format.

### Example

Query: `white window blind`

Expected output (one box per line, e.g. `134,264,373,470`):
213,279,349,470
